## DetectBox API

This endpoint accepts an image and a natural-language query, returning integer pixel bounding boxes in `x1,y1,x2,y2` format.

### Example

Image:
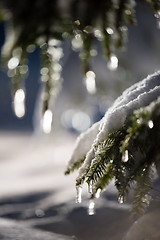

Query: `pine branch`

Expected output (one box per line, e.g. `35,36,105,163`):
86,130,127,191
65,157,85,175
86,132,119,183
94,163,114,193
1,0,160,218
131,165,153,220
0,0,159,125
1,0,159,71
66,96,160,217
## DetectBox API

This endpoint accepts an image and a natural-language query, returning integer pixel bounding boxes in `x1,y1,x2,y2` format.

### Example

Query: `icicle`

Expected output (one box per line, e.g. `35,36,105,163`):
95,188,101,199
7,47,28,119
88,199,95,215
13,89,25,118
148,120,154,129
40,38,63,133
154,11,160,29
84,71,96,94
107,54,118,71
76,185,82,203
118,194,124,204
41,109,53,134
88,180,93,194
122,150,129,162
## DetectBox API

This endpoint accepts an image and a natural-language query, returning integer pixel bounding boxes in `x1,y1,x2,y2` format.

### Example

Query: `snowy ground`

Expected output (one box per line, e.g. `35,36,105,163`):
0,132,160,240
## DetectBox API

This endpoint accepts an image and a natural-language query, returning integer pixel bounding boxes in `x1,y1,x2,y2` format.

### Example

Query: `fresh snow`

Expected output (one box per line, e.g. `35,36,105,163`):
67,71,160,181
66,120,102,171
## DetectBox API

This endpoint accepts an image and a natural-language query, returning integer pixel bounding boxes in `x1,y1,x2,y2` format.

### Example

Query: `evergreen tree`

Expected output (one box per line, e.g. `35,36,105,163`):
0,0,160,219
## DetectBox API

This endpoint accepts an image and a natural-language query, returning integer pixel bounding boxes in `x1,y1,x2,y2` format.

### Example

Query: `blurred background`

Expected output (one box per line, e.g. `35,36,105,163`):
0,3,160,133
0,2,160,240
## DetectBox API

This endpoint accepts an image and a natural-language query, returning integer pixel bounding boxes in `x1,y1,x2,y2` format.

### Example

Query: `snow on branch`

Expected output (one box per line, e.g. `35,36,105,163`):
65,71,160,218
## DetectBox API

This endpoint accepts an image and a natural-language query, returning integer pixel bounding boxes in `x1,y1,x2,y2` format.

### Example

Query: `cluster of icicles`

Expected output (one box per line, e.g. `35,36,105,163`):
1,0,160,135
66,71,160,215
4,38,63,133
4,29,120,134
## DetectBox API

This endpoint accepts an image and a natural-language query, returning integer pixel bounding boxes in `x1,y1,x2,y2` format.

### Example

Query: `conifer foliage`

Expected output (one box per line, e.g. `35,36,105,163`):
0,0,159,124
0,0,160,218
65,72,160,218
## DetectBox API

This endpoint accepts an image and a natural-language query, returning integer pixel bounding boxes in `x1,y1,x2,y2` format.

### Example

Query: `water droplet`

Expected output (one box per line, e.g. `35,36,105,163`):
120,26,128,32
52,63,62,72
94,29,102,40
19,65,28,75
12,47,22,57
137,118,142,124
47,47,63,60
74,20,80,26
122,150,129,162
95,188,101,199
71,37,83,51
118,195,124,204
148,120,154,129
27,44,36,53
90,49,97,57
13,89,25,118
88,199,95,215
76,186,82,203
41,75,49,82
48,39,61,47
36,36,46,46
7,69,16,78
85,71,96,94
40,67,49,75
42,109,53,134
107,54,118,71
8,57,19,69
106,27,114,35
75,34,81,40
125,10,132,16
51,73,61,81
